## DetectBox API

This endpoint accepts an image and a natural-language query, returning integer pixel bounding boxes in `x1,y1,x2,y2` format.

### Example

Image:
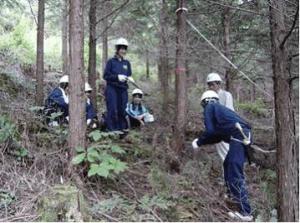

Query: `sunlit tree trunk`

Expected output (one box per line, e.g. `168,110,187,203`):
35,0,45,106
68,0,86,173
269,0,298,221
174,0,187,154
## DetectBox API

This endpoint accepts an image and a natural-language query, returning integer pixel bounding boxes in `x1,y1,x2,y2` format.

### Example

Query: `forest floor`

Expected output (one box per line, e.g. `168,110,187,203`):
0,65,279,222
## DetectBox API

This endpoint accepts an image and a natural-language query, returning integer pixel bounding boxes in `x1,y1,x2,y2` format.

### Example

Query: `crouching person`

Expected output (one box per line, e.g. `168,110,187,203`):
191,90,253,221
85,83,98,129
125,88,154,128
44,75,69,126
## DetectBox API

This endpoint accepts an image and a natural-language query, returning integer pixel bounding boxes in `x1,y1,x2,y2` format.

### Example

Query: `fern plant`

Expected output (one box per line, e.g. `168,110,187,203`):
72,130,128,178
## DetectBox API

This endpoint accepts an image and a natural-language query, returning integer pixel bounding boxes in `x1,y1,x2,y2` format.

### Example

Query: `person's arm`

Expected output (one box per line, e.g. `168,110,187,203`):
126,103,137,118
225,92,234,111
50,88,68,110
127,61,132,77
103,59,118,82
196,104,221,146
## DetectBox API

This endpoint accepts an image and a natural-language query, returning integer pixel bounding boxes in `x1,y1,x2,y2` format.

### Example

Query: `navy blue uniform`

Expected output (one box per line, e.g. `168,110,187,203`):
196,102,252,216
86,99,97,120
103,56,132,131
44,87,69,123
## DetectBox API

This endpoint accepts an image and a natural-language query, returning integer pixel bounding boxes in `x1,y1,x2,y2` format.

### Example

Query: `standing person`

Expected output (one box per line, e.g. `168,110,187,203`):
44,75,69,126
85,82,97,129
103,37,135,132
206,72,234,162
192,90,253,221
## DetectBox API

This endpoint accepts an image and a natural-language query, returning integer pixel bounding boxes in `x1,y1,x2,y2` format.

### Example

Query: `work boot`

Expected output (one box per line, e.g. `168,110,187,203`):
228,211,253,222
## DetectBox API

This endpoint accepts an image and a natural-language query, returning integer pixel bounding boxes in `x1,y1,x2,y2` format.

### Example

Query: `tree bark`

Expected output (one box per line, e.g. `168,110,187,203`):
68,0,86,172
174,0,187,154
158,0,169,113
88,0,97,110
222,6,233,93
146,48,150,79
35,0,45,106
269,0,299,221
62,0,69,75
102,1,109,74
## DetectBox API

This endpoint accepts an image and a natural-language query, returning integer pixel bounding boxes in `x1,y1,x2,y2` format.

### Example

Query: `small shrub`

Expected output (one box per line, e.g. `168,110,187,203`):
72,130,128,178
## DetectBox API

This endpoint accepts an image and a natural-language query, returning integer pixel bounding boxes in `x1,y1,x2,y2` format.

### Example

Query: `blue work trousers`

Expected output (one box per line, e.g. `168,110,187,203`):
223,128,252,216
105,85,128,131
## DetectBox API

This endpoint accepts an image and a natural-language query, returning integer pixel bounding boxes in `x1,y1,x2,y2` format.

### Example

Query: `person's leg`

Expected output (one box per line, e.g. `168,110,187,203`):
129,116,141,128
216,141,229,162
225,141,251,216
105,85,118,131
117,88,128,130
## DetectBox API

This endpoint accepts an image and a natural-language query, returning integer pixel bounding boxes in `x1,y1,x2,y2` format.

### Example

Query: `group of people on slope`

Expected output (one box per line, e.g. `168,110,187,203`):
44,37,154,133
44,36,253,221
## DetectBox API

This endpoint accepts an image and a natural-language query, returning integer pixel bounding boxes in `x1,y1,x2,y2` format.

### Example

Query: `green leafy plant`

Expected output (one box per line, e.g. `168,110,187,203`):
72,130,128,178
0,115,17,143
236,98,268,117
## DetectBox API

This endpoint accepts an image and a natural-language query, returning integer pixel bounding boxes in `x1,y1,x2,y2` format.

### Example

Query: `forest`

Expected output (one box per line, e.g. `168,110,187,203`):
0,0,298,222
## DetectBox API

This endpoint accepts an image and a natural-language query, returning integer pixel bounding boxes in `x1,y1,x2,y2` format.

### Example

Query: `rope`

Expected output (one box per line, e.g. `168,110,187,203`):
186,19,273,99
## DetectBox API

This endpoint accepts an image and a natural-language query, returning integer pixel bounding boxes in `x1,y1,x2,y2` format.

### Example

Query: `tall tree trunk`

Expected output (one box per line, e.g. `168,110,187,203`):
102,1,109,73
88,0,97,110
62,0,69,75
146,48,150,79
35,0,45,106
269,0,299,221
174,0,187,154
159,0,169,112
68,0,86,173
222,6,233,92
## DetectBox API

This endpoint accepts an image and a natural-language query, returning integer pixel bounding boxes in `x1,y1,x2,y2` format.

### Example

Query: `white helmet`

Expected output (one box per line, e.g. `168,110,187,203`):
85,82,92,92
206,72,222,83
200,90,219,102
115,38,128,47
132,88,143,96
59,75,69,83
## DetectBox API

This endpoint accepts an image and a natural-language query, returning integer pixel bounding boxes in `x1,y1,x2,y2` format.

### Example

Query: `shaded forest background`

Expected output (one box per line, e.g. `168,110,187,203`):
0,0,298,222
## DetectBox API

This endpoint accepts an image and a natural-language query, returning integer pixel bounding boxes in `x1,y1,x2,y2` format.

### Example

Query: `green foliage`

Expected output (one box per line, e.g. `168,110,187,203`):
148,164,172,195
0,115,17,143
236,98,268,117
139,195,172,211
72,130,128,178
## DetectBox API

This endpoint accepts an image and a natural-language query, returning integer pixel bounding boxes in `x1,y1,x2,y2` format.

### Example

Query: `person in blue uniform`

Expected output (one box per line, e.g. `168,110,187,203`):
44,75,69,126
191,90,253,221
125,88,154,128
103,37,135,132
85,82,97,129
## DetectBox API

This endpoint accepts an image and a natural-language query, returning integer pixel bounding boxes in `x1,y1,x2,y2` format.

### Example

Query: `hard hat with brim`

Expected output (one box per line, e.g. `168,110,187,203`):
132,88,143,96
85,82,92,92
115,38,129,47
206,72,222,83
200,90,219,102
59,75,69,83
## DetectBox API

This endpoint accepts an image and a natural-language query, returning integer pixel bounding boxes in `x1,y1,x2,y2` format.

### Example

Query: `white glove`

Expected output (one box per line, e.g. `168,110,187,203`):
192,138,200,150
87,119,92,125
118,74,127,82
127,76,135,83
66,116,69,122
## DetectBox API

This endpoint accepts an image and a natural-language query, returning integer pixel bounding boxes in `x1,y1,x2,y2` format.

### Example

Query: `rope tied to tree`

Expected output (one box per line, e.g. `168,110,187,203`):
186,19,274,99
